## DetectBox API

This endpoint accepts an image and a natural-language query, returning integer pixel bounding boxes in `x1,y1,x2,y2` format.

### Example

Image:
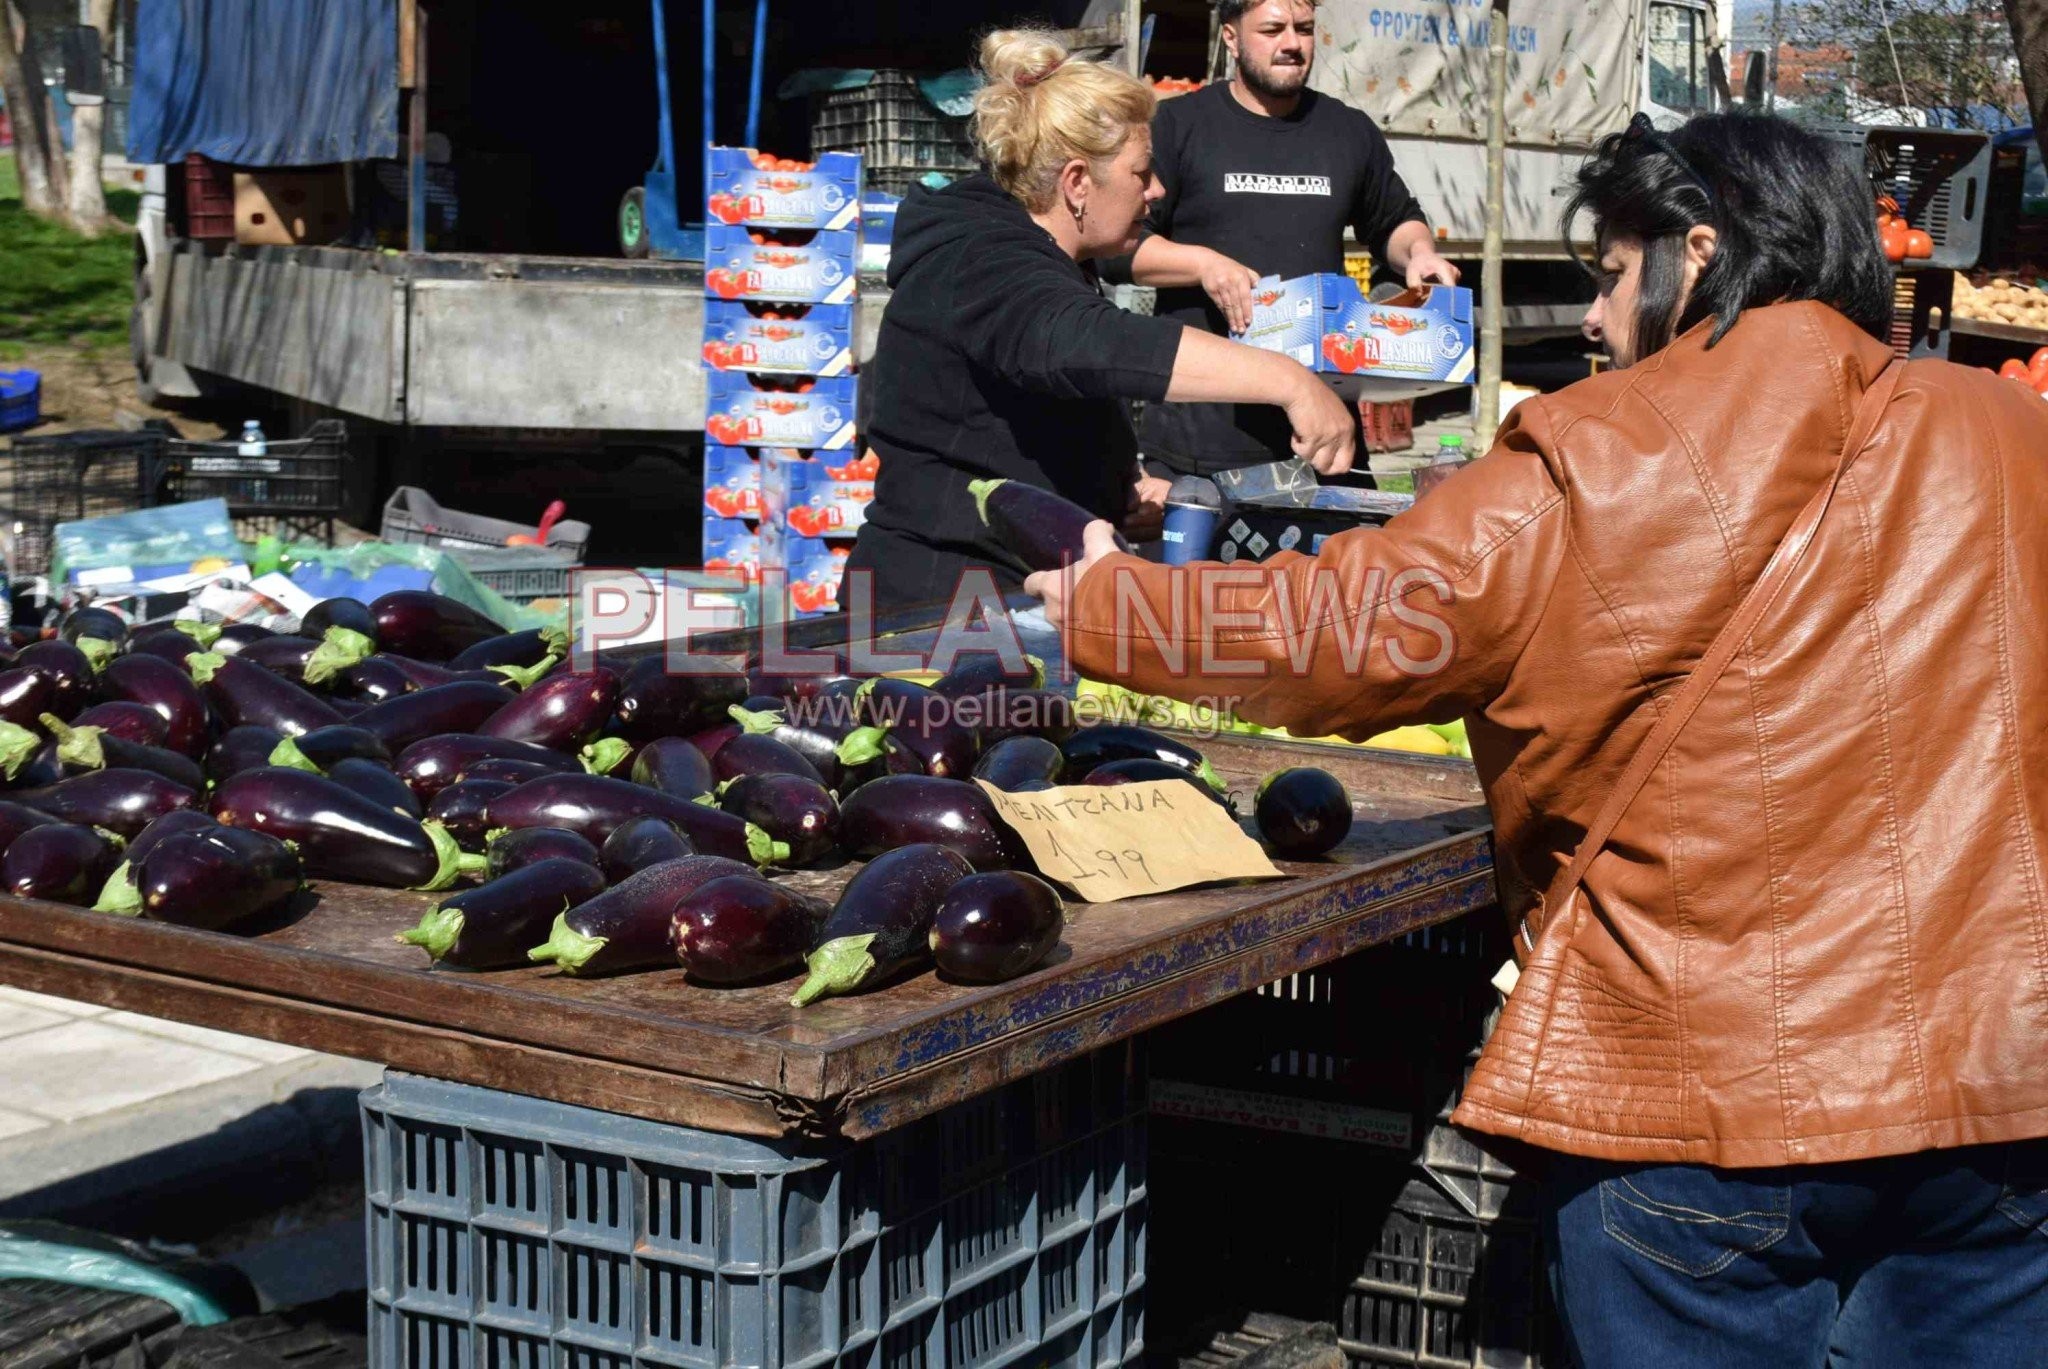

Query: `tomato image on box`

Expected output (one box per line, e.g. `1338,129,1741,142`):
786,539,852,618
760,451,873,542
704,372,859,451
1239,274,1475,393
705,148,863,231
701,516,762,586
702,447,764,521
703,225,860,305
701,301,855,377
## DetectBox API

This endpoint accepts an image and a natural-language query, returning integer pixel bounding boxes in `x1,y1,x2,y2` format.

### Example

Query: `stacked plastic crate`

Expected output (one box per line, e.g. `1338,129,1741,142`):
701,147,875,617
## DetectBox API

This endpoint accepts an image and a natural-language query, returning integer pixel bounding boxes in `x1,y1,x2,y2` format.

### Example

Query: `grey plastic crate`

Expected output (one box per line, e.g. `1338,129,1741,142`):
811,71,979,197
380,486,591,560
361,1041,1146,1369
1809,120,1991,270
441,546,580,604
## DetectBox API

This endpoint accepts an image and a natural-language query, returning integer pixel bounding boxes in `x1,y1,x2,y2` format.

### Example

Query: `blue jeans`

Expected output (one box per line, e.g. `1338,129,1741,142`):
1544,1138,2048,1368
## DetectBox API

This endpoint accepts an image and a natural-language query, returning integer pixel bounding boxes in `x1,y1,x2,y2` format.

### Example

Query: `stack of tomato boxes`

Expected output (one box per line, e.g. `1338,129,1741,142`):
700,147,877,616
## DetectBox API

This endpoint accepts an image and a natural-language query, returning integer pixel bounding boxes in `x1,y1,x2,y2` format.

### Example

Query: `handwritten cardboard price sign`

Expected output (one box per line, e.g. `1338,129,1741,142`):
975,779,1283,903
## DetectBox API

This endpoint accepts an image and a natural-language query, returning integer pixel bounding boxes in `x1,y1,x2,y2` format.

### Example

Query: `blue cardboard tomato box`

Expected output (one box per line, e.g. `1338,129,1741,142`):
704,224,860,305
704,372,859,451
759,451,872,543
700,516,761,586
784,537,852,619
702,447,765,522
701,300,855,377
1239,275,1474,395
706,148,863,231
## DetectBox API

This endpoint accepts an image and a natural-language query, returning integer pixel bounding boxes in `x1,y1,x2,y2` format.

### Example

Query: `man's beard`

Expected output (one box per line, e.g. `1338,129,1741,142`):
1241,52,1310,100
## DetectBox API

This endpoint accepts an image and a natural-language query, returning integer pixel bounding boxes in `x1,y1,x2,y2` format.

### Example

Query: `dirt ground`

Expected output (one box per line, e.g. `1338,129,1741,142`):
3,343,226,441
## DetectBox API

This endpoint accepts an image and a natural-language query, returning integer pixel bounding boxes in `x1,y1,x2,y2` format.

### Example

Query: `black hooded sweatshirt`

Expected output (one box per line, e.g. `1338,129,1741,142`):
843,174,1185,612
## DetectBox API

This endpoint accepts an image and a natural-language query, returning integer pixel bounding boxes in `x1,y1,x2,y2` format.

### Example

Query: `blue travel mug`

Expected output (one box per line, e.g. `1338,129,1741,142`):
1161,475,1223,565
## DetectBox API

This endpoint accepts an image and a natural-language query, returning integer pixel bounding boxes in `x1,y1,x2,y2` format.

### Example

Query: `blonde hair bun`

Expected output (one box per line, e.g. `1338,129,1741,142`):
972,28,1156,211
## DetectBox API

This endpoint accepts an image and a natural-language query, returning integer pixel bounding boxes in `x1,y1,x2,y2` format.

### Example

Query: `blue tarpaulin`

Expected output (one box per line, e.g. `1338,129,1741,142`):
127,0,399,166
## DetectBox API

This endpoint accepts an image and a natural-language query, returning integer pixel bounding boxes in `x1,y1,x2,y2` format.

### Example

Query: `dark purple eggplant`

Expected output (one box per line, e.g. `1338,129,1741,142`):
427,779,517,854
351,681,517,754
187,651,345,737
3,823,123,906
1085,758,1234,808
737,694,786,716
831,723,923,795
449,624,569,672
208,767,480,889
327,756,424,819
14,768,196,839
931,652,1044,698
207,726,286,785
527,854,760,975
671,876,827,985
0,799,60,850
971,736,1065,793
627,737,714,799
685,722,740,764
364,654,473,692
393,733,582,802
0,720,41,783
300,596,379,645
712,730,826,786
477,667,618,751
328,695,369,718
368,591,503,662
125,827,302,930
726,704,849,789
1254,767,1353,859
60,606,128,671
462,757,561,786
267,724,392,775
615,657,750,743
967,477,1133,572
1061,725,1225,794
340,656,413,703
99,654,209,759
16,641,95,722
0,668,55,733
235,634,324,685
965,687,1077,746
484,773,787,866
718,773,839,866
93,807,222,911
213,623,279,653
40,713,205,791
71,701,169,749
853,678,979,779
790,844,976,1006
485,826,601,880
836,775,1024,872
129,629,204,665
399,857,608,968
929,871,1065,983
599,815,696,884
746,664,864,703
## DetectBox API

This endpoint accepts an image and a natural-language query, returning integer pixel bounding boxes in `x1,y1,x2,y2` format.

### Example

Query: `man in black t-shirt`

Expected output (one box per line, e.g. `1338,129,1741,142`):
1127,0,1460,477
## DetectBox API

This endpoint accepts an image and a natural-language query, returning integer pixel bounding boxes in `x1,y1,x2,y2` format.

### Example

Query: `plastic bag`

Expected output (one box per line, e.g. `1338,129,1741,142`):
0,1219,256,1325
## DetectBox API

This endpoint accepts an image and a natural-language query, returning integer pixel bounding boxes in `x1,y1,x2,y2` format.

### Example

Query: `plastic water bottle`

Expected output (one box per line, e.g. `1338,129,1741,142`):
1412,434,1469,500
238,420,269,504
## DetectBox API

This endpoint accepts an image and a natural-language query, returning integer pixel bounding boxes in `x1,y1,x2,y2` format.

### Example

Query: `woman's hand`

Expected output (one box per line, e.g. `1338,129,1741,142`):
1121,474,1172,541
1023,520,1124,630
1285,372,1358,475
1198,249,1264,334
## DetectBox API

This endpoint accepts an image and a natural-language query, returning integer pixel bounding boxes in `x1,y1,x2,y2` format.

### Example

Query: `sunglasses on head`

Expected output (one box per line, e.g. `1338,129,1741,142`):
1623,112,1718,209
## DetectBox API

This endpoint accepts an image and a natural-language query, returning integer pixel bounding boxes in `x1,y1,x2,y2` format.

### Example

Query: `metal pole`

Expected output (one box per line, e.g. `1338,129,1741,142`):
744,0,767,148
1476,0,1509,441
1124,0,1142,76
651,0,674,177
1766,0,1782,111
408,7,427,254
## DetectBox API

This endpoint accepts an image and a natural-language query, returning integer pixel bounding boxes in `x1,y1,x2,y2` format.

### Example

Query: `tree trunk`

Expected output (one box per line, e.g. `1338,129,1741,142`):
0,0,60,217
2007,0,2048,165
64,0,117,231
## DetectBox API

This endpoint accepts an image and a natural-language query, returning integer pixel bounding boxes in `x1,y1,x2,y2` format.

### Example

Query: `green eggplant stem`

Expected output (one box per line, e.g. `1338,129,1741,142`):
43,714,107,773
410,821,471,893
185,652,226,686
744,824,791,868
834,725,889,767
302,627,374,686
1196,758,1228,795
173,618,223,647
267,736,322,774
76,636,118,673
966,478,1004,526
580,737,632,775
527,910,606,973
1024,653,1046,689
728,704,784,735
789,933,879,1007
539,623,572,658
397,905,465,962
0,720,43,781
490,654,559,691
92,862,143,916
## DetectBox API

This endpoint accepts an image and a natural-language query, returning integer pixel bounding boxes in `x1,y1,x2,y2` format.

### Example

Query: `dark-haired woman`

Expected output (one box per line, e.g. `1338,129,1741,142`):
1029,111,2048,1362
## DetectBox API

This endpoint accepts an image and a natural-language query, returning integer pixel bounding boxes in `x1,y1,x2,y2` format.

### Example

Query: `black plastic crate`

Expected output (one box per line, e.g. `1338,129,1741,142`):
811,70,979,196
4,428,163,577
1810,120,1990,270
144,419,348,546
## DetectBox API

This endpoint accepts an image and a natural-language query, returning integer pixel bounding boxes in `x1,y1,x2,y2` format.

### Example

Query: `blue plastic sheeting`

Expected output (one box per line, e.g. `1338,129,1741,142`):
127,0,399,166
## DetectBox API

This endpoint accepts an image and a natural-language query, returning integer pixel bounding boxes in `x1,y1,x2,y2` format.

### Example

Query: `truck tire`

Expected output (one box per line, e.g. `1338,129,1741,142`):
618,187,650,259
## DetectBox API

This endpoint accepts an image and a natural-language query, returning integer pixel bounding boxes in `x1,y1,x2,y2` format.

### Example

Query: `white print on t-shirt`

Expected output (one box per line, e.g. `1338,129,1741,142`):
1223,173,1333,196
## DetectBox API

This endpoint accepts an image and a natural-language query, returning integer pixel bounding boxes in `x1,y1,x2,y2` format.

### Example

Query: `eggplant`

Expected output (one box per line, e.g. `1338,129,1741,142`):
853,679,980,779
1061,725,1226,794
129,629,204,665
712,730,826,787
1254,767,1353,859
967,478,1133,572
577,729,633,777
462,757,561,786
427,779,517,853
477,667,618,751
16,641,95,721
327,756,424,819
615,656,750,743
351,681,517,754
484,773,787,866
301,596,379,645
92,807,222,912
527,854,760,976
99,654,210,759
235,634,324,685
836,775,1024,872
60,606,129,671
3,823,124,906
0,668,55,733
671,876,826,985
399,857,608,969
831,723,923,795
931,652,1044,698
207,726,286,785
40,714,205,791
684,721,740,765
449,624,570,672
0,799,60,850
0,720,42,783
929,871,1066,983
718,773,839,866
213,623,279,653
363,654,469,692
972,736,1065,793
1085,758,1234,808
124,827,303,930
13,768,196,839
393,733,582,802
725,704,848,789
627,737,714,799
485,826,601,880
208,768,481,889
70,701,169,749
368,591,504,662
299,600,381,684
966,687,1077,746
600,815,696,884
187,651,345,737
340,656,413,703
267,724,392,775
790,844,976,1006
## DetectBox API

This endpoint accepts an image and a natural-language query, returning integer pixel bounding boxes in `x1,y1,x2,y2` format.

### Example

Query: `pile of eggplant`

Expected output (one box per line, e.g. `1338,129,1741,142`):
0,587,1356,1004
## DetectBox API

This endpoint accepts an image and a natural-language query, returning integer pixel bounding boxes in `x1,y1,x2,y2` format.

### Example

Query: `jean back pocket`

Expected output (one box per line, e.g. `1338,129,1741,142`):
1997,1138,2048,1238
1599,1165,1791,1278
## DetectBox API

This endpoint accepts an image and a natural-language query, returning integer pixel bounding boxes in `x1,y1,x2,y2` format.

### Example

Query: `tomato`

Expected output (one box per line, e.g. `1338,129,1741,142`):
2029,346,2048,373
1903,229,1934,260
2000,359,2031,383
1879,224,1908,265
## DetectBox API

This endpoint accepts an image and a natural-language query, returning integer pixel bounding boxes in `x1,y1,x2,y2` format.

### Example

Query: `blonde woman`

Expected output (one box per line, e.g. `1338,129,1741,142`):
843,30,1355,613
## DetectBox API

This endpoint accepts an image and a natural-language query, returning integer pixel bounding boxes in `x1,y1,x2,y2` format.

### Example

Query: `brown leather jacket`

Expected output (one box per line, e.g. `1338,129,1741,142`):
1067,302,2048,1166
